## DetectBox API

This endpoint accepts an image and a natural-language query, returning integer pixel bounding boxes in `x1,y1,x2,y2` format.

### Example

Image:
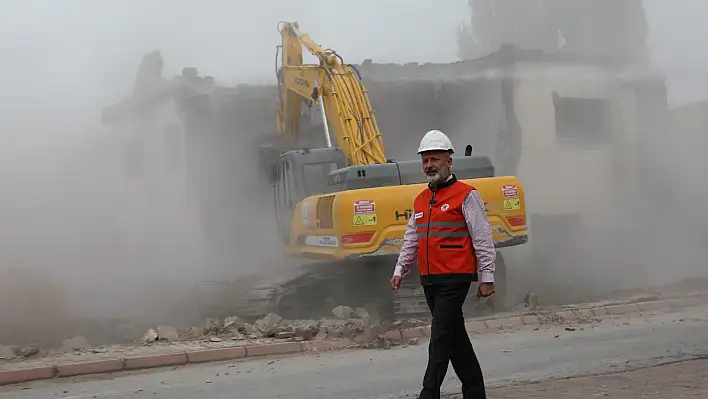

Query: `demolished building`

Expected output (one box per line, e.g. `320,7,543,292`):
101,44,669,305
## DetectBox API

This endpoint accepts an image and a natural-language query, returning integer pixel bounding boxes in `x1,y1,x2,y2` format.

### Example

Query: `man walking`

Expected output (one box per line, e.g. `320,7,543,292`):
390,129,496,399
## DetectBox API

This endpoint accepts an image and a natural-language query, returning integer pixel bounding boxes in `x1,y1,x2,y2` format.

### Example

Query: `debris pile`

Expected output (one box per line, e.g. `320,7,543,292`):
0,344,39,360
1,335,115,361
0,304,426,360
137,305,424,347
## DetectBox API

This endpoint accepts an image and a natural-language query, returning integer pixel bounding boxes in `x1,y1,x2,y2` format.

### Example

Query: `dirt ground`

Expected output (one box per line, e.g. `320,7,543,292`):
485,358,708,398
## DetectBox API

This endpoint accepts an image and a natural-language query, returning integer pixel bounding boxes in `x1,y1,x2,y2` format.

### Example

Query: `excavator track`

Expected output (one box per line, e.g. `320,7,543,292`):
191,252,507,325
191,256,431,323
262,257,432,322
392,270,430,321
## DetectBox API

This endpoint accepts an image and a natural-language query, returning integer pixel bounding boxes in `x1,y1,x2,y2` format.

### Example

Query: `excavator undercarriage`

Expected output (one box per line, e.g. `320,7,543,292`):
190,252,508,324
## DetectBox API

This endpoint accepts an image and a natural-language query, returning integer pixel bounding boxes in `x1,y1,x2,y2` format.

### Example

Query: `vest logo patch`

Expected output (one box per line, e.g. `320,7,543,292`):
440,203,450,211
414,212,424,219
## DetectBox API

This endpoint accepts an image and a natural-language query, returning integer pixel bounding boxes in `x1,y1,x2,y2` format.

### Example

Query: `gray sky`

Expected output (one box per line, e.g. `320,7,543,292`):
0,0,469,164
0,0,707,167
645,0,708,107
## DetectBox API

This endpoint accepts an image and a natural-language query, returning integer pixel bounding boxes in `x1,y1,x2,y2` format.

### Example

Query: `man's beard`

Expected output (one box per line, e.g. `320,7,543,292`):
426,171,441,184
425,167,446,185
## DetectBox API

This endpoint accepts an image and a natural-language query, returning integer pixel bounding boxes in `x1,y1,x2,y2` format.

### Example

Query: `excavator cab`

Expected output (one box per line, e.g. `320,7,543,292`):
272,147,345,244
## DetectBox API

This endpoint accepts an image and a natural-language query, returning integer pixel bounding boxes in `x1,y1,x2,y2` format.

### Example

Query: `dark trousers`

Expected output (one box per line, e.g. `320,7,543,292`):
419,282,486,399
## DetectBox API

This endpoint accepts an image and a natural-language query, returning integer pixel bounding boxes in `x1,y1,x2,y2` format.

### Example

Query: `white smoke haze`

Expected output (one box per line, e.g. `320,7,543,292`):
0,0,707,347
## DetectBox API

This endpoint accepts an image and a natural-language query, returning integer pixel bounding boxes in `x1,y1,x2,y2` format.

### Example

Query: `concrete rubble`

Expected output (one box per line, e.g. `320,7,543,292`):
6,283,699,365
0,294,541,362
0,303,430,369
156,325,180,342
524,292,540,309
0,293,602,363
0,345,18,360
184,326,203,339
130,305,423,349
331,305,353,319
140,329,158,344
0,344,40,360
60,336,91,351
0,291,704,378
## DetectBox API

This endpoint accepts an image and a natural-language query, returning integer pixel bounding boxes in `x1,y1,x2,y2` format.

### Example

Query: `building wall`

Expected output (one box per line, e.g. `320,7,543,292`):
113,99,205,282
512,65,637,216
668,101,708,174
665,101,708,208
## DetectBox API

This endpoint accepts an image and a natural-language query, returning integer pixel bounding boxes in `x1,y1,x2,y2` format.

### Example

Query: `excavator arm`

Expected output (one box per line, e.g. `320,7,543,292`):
275,21,387,166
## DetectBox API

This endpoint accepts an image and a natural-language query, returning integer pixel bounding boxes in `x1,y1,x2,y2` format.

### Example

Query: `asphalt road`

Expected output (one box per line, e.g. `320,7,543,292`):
2,305,708,399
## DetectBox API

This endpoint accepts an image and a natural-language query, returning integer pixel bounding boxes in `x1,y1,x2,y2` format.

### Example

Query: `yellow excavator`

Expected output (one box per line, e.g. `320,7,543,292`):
246,21,529,321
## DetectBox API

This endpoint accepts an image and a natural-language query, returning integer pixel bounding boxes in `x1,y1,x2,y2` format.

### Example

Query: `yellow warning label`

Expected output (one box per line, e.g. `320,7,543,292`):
503,198,521,211
353,214,377,226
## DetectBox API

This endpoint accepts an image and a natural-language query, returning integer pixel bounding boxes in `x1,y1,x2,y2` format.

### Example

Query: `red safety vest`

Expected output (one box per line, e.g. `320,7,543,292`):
413,175,478,285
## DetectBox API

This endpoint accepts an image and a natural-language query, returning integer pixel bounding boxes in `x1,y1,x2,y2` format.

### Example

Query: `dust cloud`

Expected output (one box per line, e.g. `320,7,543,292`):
474,0,708,305
1,0,708,350
0,0,467,348
506,98,708,306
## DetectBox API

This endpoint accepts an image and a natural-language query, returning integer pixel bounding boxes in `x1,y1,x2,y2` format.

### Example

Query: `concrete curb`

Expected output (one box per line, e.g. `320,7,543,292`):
2,294,707,387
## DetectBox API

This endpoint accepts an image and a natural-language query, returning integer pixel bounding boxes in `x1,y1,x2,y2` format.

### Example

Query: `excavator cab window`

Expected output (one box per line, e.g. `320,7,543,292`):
302,162,339,196
274,159,294,243
282,160,294,207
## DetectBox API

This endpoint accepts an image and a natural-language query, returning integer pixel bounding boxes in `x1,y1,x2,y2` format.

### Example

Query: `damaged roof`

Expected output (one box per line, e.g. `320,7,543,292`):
101,44,663,126
354,44,661,82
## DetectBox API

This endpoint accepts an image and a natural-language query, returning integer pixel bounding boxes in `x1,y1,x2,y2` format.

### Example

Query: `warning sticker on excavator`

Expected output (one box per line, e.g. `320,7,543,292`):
503,198,521,211
353,214,377,226
502,185,518,198
502,185,521,211
353,200,376,215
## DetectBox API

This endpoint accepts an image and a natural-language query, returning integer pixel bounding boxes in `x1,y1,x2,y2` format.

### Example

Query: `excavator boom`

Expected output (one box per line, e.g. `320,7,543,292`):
276,21,387,166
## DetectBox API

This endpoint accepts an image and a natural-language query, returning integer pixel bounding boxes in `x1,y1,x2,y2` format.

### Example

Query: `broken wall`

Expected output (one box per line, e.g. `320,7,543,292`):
179,84,285,278
666,101,708,213
119,98,203,273
506,64,636,301
101,49,671,313
508,66,678,304
513,64,619,215
362,79,505,165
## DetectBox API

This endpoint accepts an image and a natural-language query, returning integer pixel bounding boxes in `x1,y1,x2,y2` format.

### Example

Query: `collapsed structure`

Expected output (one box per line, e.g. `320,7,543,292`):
101,44,669,320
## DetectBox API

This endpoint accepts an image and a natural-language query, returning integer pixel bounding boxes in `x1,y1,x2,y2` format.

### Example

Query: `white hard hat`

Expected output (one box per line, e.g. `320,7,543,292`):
417,129,455,154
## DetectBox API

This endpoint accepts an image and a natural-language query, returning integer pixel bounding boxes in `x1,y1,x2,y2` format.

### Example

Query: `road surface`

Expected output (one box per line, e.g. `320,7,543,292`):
1,305,707,399
485,357,708,398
